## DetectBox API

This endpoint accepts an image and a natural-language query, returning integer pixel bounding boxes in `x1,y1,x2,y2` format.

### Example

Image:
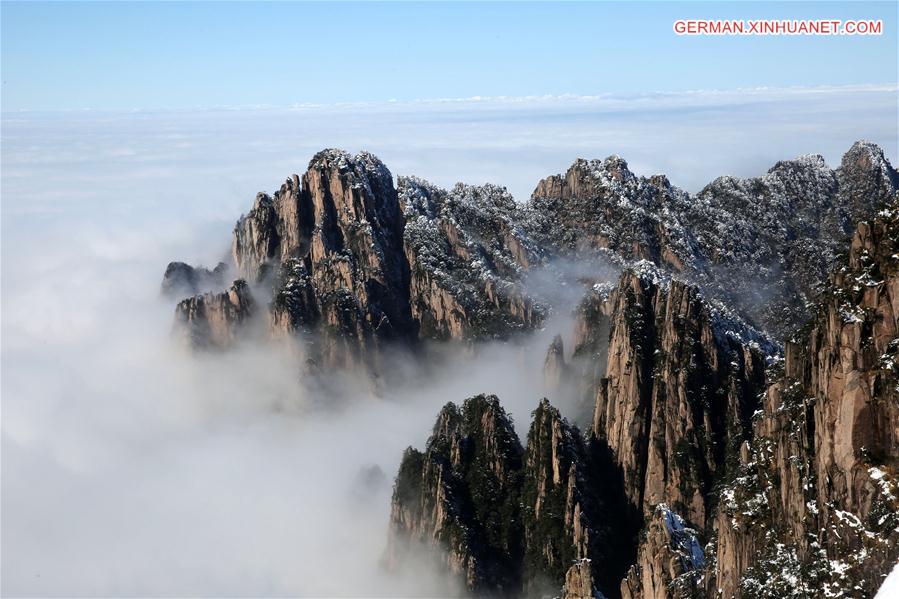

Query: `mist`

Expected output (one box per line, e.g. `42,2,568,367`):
0,210,598,596
2,86,896,596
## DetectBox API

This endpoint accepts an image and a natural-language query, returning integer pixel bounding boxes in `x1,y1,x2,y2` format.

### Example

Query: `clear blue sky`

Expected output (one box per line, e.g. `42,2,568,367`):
2,1,896,111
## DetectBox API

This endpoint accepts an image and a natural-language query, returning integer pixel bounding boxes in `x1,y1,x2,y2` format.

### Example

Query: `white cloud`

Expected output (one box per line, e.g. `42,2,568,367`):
1,84,896,595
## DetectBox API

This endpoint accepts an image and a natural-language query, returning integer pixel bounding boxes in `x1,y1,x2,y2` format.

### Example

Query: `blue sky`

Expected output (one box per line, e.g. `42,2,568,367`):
2,1,896,111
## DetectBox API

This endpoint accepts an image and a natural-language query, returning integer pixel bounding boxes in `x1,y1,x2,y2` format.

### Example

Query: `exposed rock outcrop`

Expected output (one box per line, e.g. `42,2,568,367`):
563,558,604,599
160,143,899,597
166,142,896,369
543,334,569,391
388,395,524,595
528,142,898,339
225,152,548,370
160,261,227,297
711,203,899,598
390,396,628,598
521,399,607,595
400,177,544,341
231,180,302,282
262,151,415,352
620,505,705,599
174,280,254,349
572,268,768,527
837,141,899,218
229,151,419,372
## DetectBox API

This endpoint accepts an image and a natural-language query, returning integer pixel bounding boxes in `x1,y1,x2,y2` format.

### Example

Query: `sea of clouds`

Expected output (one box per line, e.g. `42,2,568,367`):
2,85,896,596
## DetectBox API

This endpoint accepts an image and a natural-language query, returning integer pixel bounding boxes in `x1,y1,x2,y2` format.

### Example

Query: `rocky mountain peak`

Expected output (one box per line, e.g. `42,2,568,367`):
543,334,568,392
308,148,390,177
522,397,605,595
390,394,630,598
305,148,399,228
232,148,418,375
841,140,897,178
400,176,543,341
158,141,898,598
172,142,897,360
767,152,829,174
161,260,227,297
531,141,896,338
388,394,524,595
837,140,899,219
597,154,635,184
388,198,899,596
431,401,462,440
398,175,443,218
620,504,705,599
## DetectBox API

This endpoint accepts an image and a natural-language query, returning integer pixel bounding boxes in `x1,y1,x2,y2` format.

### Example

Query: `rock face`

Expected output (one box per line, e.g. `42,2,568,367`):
521,399,606,595
573,268,768,527
388,395,524,595
174,280,254,349
711,205,899,598
528,141,898,339
562,558,602,599
242,151,416,372
160,261,227,297
543,334,568,392
225,151,547,370
562,266,767,597
390,396,629,598
231,182,300,282
165,142,896,367
400,177,544,341
160,143,898,597
389,203,899,597
620,505,705,599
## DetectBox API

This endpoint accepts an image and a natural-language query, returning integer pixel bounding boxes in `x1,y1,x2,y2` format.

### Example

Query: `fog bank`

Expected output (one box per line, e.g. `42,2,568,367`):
2,86,896,595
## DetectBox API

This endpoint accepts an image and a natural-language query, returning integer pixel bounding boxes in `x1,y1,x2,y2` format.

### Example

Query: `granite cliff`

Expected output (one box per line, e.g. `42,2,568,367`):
387,205,899,598
165,142,896,364
161,142,898,597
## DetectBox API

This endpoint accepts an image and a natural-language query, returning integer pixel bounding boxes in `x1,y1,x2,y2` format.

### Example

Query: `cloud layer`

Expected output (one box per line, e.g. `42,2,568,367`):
2,85,897,596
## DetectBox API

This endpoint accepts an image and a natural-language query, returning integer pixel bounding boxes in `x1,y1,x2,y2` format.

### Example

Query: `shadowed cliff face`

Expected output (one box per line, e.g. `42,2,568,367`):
387,263,771,598
183,150,546,378
400,177,544,342
388,395,525,595
582,271,768,527
389,396,631,599
620,504,705,599
234,151,416,375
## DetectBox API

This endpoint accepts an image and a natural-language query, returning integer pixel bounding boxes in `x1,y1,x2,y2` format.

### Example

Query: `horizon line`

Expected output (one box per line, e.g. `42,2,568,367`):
2,82,896,116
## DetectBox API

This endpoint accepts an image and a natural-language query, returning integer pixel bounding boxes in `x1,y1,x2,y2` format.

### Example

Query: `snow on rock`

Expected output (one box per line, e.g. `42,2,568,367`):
528,141,899,340
659,504,706,572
